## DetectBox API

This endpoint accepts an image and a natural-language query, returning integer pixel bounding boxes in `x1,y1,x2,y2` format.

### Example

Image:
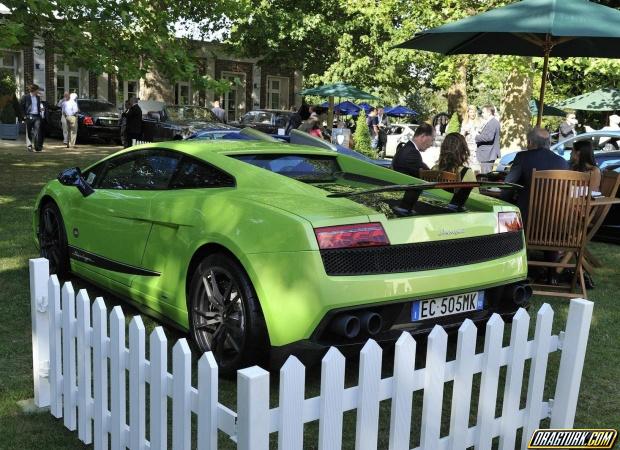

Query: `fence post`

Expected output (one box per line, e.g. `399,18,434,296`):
237,366,270,450
30,258,51,408
550,298,594,428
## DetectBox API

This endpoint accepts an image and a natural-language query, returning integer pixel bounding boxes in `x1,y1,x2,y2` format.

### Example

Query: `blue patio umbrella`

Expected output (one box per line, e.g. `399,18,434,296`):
358,102,373,113
334,101,361,115
385,105,418,116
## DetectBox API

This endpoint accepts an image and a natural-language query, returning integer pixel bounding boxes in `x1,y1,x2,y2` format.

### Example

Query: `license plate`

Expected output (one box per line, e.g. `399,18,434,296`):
411,291,484,321
99,119,117,126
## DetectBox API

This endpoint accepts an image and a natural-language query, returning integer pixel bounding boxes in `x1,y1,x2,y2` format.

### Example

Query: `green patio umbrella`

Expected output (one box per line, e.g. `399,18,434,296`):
529,99,566,117
300,82,379,130
396,0,620,126
553,88,620,111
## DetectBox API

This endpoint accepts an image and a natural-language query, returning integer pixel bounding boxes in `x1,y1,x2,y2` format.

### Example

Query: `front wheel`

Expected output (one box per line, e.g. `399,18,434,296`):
188,253,268,375
38,202,70,277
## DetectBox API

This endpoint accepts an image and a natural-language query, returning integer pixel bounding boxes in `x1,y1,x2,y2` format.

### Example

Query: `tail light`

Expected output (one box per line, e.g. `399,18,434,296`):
83,116,94,126
497,211,523,233
314,222,390,249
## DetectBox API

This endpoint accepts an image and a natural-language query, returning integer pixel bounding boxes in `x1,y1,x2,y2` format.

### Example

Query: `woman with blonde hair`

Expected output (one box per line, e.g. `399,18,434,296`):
460,104,481,170
433,132,477,183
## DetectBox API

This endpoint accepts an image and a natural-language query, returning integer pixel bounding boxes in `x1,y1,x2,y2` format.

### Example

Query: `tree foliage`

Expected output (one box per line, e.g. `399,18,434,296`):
1,0,237,89
354,110,373,157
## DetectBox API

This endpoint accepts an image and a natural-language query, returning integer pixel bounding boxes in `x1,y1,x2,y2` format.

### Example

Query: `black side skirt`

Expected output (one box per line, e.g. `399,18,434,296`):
68,246,160,277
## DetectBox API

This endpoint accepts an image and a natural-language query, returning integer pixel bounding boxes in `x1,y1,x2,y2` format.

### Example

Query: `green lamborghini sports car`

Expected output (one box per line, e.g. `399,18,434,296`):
34,140,530,372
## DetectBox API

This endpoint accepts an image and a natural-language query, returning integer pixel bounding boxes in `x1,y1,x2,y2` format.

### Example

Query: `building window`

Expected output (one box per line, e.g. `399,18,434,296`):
175,82,191,105
221,72,246,122
267,76,289,110
55,57,81,101
0,51,16,71
126,80,139,101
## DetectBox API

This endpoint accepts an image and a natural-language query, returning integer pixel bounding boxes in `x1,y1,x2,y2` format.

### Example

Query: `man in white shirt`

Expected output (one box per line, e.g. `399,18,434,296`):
62,93,79,148
57,91,70,145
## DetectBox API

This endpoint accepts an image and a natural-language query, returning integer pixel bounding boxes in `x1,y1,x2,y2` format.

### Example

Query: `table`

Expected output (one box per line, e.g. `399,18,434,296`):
555,195,620,273
584,195,620,269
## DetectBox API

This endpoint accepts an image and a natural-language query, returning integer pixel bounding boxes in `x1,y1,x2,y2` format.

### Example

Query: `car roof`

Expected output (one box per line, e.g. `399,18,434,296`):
245,109,293,114
552,130,620,147
135,139,334,158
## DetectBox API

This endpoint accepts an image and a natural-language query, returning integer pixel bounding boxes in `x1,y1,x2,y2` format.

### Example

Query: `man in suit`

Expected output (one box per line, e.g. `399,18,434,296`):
124,97,143,148
391,122,435,178
20,84,45,152
475,105,501,174
503,127,569,226
376,107,390,156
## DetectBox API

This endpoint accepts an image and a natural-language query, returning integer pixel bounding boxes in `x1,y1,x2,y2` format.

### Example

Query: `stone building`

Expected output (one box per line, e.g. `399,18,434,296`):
1,40,302,122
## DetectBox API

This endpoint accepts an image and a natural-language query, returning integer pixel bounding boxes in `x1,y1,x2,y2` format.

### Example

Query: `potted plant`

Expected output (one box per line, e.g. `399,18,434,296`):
0,69,20,140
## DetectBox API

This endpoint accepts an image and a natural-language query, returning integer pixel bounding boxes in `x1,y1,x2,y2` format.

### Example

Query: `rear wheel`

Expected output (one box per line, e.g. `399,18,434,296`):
188,253,267,375
38,202,70,277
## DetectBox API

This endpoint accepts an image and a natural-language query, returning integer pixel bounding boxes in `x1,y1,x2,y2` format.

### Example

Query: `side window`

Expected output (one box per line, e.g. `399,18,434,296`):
170,156,235,189
97,150,181,190
82,162,105,186
240,112,255,125
274,114,288,127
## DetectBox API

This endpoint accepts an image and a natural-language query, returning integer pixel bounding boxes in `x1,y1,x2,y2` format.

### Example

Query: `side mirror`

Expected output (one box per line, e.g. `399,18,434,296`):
147,111,161,121
57,167,94,197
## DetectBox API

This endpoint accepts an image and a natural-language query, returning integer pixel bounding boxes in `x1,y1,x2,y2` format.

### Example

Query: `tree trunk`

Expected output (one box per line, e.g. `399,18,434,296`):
500,59,533,154
446,58,468,122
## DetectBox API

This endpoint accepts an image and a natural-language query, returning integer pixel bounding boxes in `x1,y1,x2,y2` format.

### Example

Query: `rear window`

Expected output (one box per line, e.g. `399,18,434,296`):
77,101,117,113
233,154,341,182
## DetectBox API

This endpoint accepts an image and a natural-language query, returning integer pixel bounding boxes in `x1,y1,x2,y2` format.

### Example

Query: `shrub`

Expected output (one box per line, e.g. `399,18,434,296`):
445,113,461,134
353,109,374,158
0,69,18,124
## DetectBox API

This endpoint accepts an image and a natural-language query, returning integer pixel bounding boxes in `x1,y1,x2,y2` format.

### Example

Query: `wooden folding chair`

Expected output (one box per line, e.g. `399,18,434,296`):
419,169,458,183
526,169,591,299
584,170,620,269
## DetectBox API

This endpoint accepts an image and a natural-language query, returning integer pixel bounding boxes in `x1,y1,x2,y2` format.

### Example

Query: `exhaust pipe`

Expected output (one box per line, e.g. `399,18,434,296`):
330,315,360,338
359,311,383,336
511,283,532,306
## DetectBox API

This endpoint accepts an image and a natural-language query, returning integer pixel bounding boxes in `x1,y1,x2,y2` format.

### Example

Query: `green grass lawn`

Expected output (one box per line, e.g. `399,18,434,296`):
0,139,618,449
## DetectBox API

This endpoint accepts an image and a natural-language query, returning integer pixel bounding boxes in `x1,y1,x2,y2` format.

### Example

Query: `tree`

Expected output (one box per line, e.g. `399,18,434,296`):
354,110,373,158
445,113,460,134
1,0,237,88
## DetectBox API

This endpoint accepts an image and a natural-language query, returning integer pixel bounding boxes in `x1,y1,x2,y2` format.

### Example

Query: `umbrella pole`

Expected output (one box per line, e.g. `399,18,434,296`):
537,40,551,127
328,96,334,133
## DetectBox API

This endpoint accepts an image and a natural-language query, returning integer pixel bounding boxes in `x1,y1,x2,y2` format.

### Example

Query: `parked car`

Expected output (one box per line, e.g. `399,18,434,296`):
233,109,294,135
139,101,235,141
495,131,620,171
593,152,620,244
189,127,393,168
384,123,419,158
46,99,121,144
35,139,529,373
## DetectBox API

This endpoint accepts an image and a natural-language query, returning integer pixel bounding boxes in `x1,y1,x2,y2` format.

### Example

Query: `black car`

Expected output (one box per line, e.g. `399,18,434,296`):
594,152,620,244
234,109,294,135
46,99,121,144
140,103,235,141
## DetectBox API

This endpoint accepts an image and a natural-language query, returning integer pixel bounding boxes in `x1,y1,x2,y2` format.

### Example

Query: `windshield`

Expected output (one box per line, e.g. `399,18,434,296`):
166,106,218,122
78,101,117,113
233,154,341,182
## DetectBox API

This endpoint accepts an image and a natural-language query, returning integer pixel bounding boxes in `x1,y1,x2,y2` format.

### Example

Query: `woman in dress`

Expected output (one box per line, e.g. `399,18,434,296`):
460,105,481,171
570,140,601,192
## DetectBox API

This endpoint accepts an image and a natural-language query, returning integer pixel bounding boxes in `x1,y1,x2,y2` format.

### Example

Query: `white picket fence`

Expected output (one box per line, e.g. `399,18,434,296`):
29,258,594,450
131,139,151,146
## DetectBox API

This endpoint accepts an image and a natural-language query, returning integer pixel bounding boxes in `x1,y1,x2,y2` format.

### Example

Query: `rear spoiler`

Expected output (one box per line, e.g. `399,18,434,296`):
327,181,522,213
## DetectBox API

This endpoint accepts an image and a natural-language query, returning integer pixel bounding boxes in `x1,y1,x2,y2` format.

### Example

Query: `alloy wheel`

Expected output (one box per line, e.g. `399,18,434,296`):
192,266,246,364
